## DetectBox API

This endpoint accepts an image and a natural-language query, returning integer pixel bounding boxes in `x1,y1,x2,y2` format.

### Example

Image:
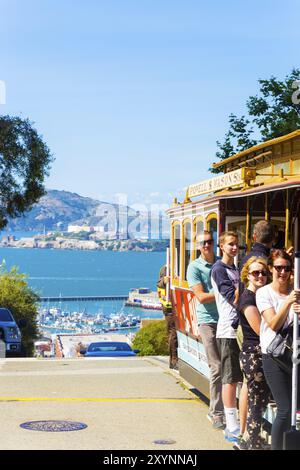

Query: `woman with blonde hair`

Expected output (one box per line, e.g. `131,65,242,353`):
256,249,300,450
237,256,271,449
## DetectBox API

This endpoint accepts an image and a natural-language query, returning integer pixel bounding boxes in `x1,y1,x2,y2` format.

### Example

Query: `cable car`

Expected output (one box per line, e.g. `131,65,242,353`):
167,130,300,429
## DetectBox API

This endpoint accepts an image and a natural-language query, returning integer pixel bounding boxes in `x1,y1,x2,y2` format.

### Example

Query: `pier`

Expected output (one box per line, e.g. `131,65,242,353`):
40,295,128,302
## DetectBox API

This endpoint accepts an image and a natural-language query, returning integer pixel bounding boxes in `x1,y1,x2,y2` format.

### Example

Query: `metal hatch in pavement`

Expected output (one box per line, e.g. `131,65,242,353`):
20,420,88,432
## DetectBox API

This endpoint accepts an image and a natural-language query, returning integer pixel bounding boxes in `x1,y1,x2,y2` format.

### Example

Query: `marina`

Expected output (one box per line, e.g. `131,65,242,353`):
37,306,143,335
37,287,163,337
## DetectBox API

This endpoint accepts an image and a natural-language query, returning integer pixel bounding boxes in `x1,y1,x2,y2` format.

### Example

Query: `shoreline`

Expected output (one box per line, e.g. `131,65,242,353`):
0,237,169,252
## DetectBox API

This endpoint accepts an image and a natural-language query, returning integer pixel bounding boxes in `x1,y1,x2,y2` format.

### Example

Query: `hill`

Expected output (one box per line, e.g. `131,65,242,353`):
5,189,168,239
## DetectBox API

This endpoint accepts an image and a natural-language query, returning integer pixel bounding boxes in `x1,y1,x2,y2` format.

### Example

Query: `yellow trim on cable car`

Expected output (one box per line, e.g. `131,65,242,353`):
212,129,300,170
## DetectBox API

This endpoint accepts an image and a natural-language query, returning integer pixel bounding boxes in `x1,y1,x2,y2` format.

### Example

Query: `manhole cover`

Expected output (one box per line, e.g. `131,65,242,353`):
20,420,88,432
153,439,176,445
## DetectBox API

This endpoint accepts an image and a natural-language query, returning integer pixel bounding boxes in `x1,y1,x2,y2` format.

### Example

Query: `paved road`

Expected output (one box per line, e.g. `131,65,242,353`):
0,356,230,450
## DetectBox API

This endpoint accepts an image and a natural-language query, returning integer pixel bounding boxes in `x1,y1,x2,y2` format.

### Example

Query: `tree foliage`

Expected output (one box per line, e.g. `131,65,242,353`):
132,320,168,356
212,69,300,173
0,265,40,356
0,115,53,228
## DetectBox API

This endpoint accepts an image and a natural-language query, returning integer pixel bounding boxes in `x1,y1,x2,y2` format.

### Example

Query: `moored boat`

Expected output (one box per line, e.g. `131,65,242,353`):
125,287,162,310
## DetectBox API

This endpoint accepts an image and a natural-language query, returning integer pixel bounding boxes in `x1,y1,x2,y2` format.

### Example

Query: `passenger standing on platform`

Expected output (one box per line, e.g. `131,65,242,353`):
238,257,271,450
256,250,300,450
157,265,178,370
211,231,243,443
187,230,225,431
239,220,275,273
273,225,285,249
237,220,275,441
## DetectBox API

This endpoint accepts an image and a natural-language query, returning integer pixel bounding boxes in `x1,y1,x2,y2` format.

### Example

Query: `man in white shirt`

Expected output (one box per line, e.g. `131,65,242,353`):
211,231,243,443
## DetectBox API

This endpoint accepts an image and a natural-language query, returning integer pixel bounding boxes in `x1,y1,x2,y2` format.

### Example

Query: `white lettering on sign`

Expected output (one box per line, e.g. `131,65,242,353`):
188,168,243,198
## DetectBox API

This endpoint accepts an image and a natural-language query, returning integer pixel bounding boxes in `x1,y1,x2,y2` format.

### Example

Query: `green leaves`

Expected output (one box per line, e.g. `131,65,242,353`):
0,115,53,229
213,69,300,172
132,320,169,356
0,265,40,356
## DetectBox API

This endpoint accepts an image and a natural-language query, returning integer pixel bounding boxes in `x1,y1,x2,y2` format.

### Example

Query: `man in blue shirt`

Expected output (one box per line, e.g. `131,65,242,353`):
187,230,224,430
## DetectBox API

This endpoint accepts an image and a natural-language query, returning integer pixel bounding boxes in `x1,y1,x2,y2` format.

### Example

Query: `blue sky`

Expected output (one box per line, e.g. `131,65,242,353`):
0,0,299,208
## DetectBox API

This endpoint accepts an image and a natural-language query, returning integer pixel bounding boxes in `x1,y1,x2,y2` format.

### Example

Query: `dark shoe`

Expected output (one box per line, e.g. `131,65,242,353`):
235,435,249,450
170,363,179,372
212,417,226,431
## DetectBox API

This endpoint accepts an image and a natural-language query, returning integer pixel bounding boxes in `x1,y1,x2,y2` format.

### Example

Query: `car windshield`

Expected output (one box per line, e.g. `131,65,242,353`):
88,342,132,352
0,308,14,322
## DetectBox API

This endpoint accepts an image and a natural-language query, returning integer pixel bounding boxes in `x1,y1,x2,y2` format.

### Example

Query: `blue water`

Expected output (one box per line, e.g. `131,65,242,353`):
0,247,166,321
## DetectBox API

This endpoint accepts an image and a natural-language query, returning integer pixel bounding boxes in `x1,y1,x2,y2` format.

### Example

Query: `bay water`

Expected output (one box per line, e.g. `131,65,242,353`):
0,247,166,332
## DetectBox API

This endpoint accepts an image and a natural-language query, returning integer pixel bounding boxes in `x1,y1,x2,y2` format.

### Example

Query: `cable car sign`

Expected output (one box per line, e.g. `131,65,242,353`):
188,168,246,198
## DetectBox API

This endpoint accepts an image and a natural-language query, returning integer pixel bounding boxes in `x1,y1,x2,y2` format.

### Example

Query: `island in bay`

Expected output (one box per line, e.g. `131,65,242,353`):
0,189,169,252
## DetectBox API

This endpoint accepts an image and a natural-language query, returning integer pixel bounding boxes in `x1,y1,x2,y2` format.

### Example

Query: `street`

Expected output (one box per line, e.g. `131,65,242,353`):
0,356,229,450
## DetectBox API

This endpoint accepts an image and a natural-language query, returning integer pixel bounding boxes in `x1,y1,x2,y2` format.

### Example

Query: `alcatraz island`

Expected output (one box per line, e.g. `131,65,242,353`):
0,189,169,252
0,232,168,252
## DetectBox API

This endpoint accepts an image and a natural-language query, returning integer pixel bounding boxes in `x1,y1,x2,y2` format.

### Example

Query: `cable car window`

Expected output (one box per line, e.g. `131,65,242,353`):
195,219,204,259
174,224,181,278
184,222,192,279
207,217,217,255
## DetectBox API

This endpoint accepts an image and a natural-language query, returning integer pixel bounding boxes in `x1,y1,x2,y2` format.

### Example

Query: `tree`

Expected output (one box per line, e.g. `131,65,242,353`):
0,265,40,356
212,69,300,173
132,320,168,356
0,115,53,228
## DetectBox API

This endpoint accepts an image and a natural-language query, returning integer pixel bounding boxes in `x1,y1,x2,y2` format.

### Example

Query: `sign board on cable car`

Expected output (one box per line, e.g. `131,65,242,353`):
188,168,244,198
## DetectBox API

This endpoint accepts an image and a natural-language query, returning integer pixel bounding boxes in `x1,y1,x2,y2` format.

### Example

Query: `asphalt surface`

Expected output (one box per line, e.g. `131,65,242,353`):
0,356,230,450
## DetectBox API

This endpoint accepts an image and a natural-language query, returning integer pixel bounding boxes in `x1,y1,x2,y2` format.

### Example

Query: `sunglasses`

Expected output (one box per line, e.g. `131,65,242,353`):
249,270,268,277
199,239,214,247
273,265,292,273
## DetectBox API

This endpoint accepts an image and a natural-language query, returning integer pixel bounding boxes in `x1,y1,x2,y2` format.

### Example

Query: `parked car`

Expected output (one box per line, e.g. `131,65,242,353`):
84,341,139,357
0,308,22,356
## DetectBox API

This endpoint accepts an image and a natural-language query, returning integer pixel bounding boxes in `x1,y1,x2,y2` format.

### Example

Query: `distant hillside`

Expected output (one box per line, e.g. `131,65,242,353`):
5,189,168,238
5,190,96,231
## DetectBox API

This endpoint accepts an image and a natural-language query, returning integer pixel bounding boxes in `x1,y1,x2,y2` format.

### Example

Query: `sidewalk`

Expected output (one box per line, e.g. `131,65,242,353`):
0,356,230,450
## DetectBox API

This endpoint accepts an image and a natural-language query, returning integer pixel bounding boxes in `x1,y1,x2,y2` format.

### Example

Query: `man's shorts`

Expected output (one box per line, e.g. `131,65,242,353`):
217,338,243,385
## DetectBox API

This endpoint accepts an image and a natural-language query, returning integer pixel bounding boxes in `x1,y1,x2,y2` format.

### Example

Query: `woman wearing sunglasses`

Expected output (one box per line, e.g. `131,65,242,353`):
238,256,271,449
256,249,300,450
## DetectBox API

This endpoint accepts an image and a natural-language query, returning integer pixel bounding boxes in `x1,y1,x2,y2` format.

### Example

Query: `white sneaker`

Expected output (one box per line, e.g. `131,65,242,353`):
224,427,240,443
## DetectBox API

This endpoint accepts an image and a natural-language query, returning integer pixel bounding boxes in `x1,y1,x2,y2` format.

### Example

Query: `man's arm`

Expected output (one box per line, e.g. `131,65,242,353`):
157,266,167,289
211,266,237,306
187,262,215,304
191,283,215,304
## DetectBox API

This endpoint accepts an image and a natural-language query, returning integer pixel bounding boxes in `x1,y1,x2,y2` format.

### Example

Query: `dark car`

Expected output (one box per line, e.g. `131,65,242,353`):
84,341,139,357
0,308,22,356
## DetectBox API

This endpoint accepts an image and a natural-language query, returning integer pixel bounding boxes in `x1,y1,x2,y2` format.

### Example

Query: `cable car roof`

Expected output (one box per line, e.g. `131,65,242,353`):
212,129,300,171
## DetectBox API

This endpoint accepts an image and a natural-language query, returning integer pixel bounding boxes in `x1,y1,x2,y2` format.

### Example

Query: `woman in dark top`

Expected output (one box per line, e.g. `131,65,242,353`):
238,256,271,450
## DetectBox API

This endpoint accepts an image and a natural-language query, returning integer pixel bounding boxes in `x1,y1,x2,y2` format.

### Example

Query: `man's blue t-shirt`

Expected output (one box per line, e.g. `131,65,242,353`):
187,256,219,325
